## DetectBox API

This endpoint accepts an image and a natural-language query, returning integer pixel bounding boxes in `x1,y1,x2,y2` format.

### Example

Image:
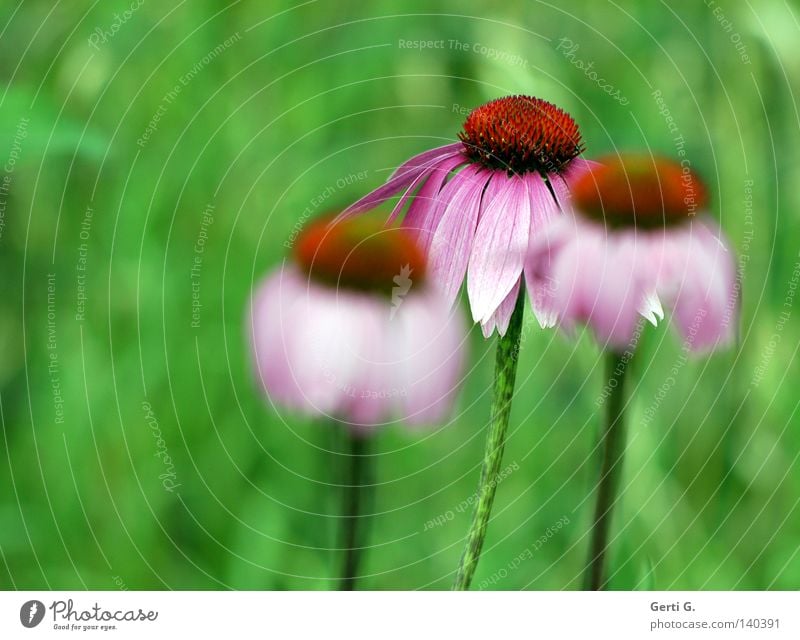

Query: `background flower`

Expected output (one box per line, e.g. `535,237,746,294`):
249,216,467,431
528,154,738,352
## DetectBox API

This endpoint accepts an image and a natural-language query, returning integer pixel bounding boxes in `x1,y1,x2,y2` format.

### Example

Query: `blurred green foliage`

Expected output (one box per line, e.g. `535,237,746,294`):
0,0,798,590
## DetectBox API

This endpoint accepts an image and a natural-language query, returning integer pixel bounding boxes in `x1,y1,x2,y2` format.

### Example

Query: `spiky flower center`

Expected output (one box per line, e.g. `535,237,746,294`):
294,215,426,295
571,155,708,229
459,95,583,176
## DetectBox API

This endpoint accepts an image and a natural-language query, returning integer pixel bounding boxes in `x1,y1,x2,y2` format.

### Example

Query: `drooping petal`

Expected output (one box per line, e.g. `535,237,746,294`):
564,157,602,184
249,265,302,405
546,174,571,212
480,278,521,338
392,153,468,229
638,291,664,326
665,218,737,351
522,173,564,327
343,296,395,427
428,165,492,307
337,170,423,220
539,224,585,334
251,267,367,416
467,175,531,323
620,216,736,351
523,160,604,328
537,220,645,349
295,291,378,416
338,146,463,220
526,172,563,232
585,231,650,349
388,142,464,181
391,290,468,425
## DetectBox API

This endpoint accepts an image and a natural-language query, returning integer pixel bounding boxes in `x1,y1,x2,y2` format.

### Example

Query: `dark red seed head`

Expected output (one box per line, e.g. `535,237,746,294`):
571,154,708,229
294,215,426,295
459,95,583,176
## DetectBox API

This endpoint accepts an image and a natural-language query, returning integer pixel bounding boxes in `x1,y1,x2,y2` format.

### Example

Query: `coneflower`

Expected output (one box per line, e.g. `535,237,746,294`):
248,215,467,589
527,154,738,589
341,95,592,589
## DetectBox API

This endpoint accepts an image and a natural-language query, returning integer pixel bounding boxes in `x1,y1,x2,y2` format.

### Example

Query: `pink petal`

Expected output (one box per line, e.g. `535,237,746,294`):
467,175,530,323
564,157,602,183
390,153,467,227
402,155,469,254
392,290,468,425
522,173,565,327
250,267,366,415
525,263,560,329
343,298,395,426
525,172,562,233
389,142,464,181
250,267,469,428
480,278,522,338
428,165,492,307
586,236,648,350
667,219,737,351
547,222,644,350
337,169,422,220
249,266,301,404
625,217,736,351
338,149,463,221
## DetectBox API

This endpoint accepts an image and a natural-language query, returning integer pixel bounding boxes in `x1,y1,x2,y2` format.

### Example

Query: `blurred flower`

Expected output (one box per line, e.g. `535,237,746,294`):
527,154,738,351
341,95,593,336
248,216,467,431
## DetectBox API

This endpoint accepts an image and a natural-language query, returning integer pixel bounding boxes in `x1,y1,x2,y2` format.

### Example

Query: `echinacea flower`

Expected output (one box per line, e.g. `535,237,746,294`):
341,95,594,590
248,214,467,590
341,95,593,337
248,215,467,431
524,153,739,590
527,154,738,351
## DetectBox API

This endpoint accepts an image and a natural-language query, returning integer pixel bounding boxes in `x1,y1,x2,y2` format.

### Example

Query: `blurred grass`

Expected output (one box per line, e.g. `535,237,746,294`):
0,0,798,590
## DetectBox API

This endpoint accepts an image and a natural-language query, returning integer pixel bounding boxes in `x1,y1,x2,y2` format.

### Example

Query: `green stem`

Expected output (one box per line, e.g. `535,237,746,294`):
340,428,370,591
453,290,525,590
584,350,631,590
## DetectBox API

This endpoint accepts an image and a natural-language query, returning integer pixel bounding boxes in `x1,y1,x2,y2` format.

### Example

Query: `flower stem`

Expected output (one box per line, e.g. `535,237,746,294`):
584,350,631,590
340,428,370,590
453,290,525,590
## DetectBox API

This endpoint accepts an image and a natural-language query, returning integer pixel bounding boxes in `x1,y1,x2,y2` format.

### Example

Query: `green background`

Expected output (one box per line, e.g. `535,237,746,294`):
0,0,798,590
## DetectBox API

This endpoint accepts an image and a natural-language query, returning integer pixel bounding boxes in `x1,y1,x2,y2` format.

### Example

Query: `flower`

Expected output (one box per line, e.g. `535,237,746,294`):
248,215,467,431
340,95,594,337
526,154,738,352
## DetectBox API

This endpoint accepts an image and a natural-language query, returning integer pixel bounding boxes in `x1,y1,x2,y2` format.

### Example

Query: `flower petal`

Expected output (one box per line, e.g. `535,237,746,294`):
338,147,463,221
428,165,492,307
342,298,395,426
467,175,530,323
564,157,602,183
638,291,664,326
392,290,468,425
591,231,655,349
389,142,464,181
480,278,522,338
522,173,564,327
665,219,737,351
251,267,367,416
533,220,645,349
337,170,422,220
392,153,467,229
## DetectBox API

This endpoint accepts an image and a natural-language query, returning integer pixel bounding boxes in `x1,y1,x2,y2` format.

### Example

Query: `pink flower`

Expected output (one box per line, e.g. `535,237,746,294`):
527,154,738,352
340,95,593,337
248,216,467,432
